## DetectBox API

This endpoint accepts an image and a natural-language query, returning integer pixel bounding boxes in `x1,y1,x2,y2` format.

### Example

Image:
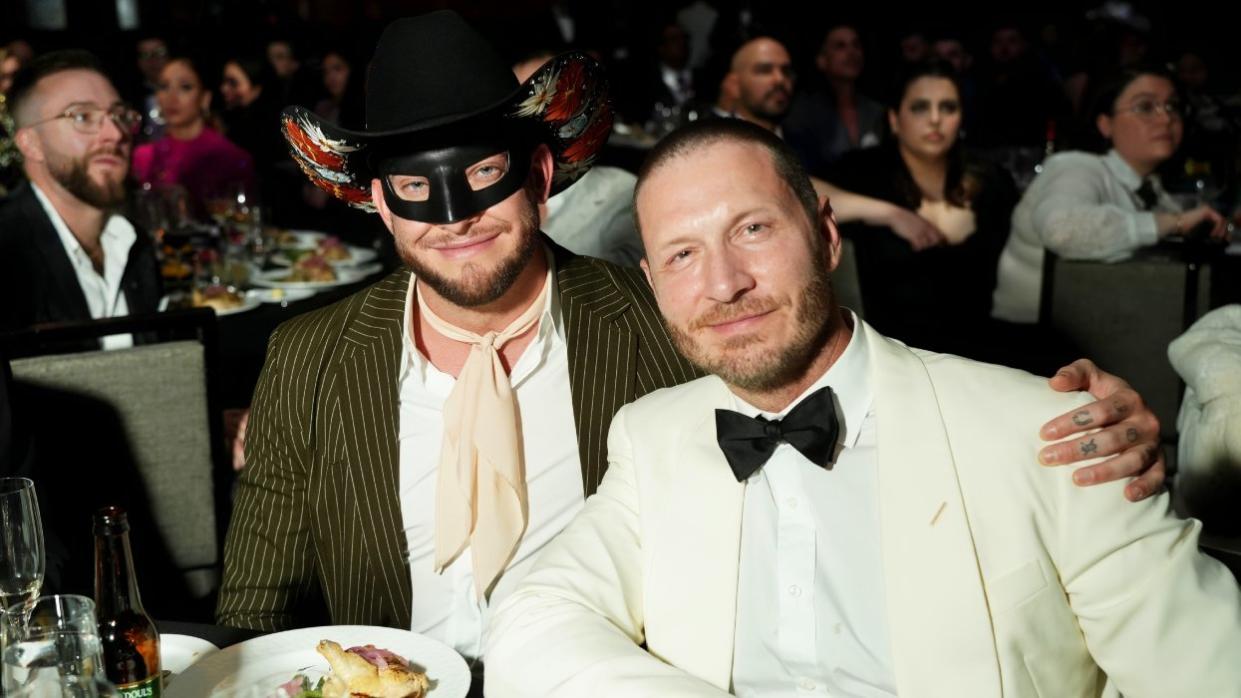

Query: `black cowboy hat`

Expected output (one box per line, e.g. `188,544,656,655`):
281,10,612,211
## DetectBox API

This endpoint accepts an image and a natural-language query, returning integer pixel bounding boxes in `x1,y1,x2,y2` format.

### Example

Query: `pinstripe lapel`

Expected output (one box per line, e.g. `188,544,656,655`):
556,250,640,496
332,268,413,627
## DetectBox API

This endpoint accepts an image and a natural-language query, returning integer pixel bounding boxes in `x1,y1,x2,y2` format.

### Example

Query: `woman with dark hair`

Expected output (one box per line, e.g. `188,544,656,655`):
219,53,284,174
313,49,364,129
824,60,1018,360
131,56,254,217
992,65,1228,325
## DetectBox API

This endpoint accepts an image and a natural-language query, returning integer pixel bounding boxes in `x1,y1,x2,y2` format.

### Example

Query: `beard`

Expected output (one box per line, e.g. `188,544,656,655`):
748,86,791,124
397,186,542,308
666,260,835,393
49,149,128,210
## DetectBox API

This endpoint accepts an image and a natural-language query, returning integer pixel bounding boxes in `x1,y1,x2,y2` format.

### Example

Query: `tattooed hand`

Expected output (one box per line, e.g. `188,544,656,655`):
1040,359,1165,502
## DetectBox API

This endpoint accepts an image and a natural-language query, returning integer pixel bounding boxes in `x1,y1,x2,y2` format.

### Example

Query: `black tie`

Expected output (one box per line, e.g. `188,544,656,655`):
715,386,841,482
1135,179,1158,210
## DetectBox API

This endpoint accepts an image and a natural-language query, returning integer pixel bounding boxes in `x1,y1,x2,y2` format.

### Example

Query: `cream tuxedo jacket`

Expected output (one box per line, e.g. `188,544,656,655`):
485,320,1241,698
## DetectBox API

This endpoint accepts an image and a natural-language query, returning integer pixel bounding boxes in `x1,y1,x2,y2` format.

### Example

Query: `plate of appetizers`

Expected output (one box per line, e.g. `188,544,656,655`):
164,625,470,698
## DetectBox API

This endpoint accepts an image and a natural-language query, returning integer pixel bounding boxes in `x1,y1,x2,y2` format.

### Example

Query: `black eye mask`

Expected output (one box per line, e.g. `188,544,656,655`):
378,142,531,224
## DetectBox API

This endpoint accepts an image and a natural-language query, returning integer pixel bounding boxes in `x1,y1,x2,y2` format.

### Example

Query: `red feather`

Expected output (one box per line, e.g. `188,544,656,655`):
544,61,588,123
282,118,346,170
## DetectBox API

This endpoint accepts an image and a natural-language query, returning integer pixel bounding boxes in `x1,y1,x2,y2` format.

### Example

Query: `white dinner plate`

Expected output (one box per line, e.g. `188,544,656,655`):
162,633,219,677
164,625,470,698
249,265,377,291
270,245,379,268
246,288,316,304
159,293,262,316
273,230,328,251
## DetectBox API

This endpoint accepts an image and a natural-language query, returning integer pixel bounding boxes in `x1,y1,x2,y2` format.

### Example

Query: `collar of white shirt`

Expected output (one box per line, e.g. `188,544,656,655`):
730,311,871,451
30,182,138,349
30,181,137,292
1103,148,1157,192
398,248,564,385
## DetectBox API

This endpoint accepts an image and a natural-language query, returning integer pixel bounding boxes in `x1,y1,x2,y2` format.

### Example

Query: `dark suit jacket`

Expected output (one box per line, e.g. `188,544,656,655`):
0,183,161,339
217,243,702,630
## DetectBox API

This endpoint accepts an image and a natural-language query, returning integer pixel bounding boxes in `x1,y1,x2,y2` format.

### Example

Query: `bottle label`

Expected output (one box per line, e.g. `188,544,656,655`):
117,675,161,698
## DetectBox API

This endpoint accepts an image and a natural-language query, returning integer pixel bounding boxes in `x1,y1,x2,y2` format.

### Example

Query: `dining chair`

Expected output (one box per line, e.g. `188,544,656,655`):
1,310,228,618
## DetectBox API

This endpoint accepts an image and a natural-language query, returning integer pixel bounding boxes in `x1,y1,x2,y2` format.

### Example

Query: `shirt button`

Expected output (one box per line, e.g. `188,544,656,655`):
797,678,817,692
787,584,802,597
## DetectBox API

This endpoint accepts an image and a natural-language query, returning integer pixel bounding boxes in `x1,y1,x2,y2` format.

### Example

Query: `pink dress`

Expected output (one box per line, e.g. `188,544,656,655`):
131,127,256,216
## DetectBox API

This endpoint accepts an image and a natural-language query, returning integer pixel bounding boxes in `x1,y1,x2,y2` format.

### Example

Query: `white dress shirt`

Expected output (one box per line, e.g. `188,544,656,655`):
31,182,136,349
732,314,897,698
397,264,584,661
993,149,1181,323
660,64,695,106
544,166,642,267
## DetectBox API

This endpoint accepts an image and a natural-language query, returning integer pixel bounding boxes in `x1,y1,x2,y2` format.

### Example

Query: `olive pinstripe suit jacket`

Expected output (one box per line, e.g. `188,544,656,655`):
216,244,701,631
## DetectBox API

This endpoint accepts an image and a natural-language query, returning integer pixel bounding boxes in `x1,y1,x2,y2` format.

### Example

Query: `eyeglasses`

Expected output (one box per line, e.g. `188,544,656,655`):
25,104,142,136
138,47,168,60
1121,99,1184,121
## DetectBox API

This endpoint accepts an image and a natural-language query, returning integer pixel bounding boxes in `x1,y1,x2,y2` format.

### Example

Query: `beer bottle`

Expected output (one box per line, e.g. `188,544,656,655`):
94,506,162,698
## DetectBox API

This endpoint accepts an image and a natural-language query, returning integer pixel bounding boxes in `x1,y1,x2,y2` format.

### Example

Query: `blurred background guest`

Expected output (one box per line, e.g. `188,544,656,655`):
131,55,254,218
783,23,885,176
971,19,1069,149
715,35,795,133
824,61,1018,361
130,33,168,142
219,53,283,178
993,65,1227,325
2,50,159,345
312,47,362,128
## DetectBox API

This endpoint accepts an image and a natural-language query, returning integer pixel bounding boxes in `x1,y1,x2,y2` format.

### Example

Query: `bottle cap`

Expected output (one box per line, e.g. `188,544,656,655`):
93,505,130,535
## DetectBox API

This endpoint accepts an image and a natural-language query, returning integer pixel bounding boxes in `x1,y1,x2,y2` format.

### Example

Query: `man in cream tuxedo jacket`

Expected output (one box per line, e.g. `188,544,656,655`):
485,119,1241,697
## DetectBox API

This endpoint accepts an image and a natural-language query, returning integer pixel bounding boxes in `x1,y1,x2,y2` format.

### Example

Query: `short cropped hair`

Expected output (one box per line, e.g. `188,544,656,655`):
9,50,107,127
634,118,821,237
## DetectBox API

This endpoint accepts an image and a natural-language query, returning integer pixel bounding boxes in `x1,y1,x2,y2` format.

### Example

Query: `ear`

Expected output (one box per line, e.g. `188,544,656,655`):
1096,112,1112,140
721,72,740,105
639,256,655,292
371,178,395,233
819,197,843,273
14,128,44,164
887,108,899,136
200,89,212,113
528,144,555,204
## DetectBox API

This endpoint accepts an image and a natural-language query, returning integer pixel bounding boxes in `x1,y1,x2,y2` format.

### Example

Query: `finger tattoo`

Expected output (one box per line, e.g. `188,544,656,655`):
1126,427,1139,443
1081,438,1098,455
1072,410,1093,426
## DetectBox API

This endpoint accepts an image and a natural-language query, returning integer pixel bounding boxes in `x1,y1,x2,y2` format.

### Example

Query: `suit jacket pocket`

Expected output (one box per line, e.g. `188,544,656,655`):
986,558,1048,613
988,558,1102,698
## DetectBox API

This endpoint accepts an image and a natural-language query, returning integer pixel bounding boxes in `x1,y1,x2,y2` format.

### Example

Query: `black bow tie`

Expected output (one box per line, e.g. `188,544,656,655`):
1135,179,1159,210
715,386,841,482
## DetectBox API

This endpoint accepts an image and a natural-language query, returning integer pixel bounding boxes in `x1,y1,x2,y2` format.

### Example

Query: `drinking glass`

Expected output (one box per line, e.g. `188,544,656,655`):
0,478,45,634
2,595,108,696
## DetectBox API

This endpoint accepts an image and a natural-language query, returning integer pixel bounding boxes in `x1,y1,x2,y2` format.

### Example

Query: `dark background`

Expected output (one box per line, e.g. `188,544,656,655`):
2,0,1235,95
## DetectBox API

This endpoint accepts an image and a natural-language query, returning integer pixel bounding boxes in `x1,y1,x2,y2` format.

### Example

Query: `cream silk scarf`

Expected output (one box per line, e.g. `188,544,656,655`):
417,271,550,599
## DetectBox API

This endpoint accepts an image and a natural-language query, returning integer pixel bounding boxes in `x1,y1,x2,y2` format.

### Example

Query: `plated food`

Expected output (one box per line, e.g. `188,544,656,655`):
278,641,428,698
285,255,338,283
192,284,245,311
164,625,469,698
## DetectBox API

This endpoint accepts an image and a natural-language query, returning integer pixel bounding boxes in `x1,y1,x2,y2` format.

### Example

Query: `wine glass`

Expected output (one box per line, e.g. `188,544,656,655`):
0,478,45,635
3,596,111,697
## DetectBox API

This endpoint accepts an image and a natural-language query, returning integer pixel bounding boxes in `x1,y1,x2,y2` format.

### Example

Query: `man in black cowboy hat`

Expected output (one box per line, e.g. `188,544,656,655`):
217,9,1168,666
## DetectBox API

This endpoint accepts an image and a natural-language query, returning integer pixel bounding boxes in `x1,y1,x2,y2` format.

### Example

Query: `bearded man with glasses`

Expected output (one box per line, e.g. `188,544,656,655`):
0,50,159,349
